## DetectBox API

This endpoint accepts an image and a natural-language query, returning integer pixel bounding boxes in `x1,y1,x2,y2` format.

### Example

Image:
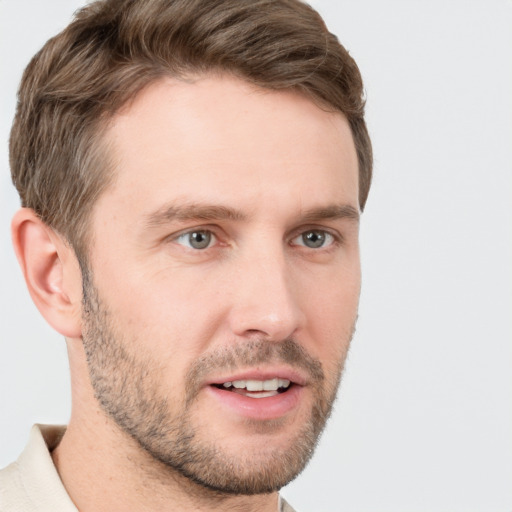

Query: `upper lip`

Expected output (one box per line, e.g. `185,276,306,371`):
206,367,308,387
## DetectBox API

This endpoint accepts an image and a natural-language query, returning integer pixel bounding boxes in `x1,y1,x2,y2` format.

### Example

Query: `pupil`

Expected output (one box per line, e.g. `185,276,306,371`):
303,231,325,248
190,231,211,249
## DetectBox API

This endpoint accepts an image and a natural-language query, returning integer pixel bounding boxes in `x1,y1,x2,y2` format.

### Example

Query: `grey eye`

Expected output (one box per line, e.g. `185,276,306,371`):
176,230,214,249
302,230,326,248
293,230,334,249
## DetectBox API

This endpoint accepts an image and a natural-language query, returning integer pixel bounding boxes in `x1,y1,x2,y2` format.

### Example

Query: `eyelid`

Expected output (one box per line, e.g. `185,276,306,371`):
177,231,215,249
168,225,221,249
165,224,343,250
289,227,341,249
289,224,342,240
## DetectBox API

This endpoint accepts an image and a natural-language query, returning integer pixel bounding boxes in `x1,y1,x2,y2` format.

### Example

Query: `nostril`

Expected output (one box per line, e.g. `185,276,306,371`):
245,329,263,336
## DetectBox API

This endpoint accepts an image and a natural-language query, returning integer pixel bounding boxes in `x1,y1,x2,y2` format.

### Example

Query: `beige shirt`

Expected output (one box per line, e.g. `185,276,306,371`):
0,425,297,512
0,425,76,512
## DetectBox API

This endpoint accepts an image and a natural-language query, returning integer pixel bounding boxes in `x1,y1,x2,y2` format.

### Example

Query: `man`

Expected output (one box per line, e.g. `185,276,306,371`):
0,0,372,510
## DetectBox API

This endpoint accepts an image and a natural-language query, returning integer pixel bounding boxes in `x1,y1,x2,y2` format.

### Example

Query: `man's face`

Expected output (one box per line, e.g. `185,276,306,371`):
81,75,360,494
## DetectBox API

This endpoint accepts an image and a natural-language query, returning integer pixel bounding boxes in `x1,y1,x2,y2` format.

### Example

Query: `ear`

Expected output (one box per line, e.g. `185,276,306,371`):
11,208,83,339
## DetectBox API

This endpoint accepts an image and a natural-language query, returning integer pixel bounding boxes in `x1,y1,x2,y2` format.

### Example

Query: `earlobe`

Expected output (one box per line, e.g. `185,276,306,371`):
11,208,83,339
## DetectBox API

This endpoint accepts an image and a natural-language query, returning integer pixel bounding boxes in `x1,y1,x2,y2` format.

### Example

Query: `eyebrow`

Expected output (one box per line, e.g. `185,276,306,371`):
301,204,360,223
144,203,247,228
144,202,359,229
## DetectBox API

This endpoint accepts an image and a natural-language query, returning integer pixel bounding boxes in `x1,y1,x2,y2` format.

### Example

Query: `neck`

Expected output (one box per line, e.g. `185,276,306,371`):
52,412,279,512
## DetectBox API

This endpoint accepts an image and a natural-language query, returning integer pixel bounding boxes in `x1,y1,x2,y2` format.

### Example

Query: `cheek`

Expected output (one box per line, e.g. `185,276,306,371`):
98,267,225,358
302,264,360,357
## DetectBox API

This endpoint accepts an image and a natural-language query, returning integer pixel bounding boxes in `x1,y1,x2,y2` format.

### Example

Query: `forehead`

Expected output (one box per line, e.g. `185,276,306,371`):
97,74,358,220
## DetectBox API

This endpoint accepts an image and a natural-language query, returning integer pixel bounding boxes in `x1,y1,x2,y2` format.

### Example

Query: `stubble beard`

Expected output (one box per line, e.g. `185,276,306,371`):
80,269,352,495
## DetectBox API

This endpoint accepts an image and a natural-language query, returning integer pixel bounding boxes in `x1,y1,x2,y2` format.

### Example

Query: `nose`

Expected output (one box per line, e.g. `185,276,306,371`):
227,243,305,341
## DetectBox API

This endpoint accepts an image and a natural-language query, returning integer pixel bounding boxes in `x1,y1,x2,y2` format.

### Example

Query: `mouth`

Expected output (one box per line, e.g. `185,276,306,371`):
212,378,292,399
206,371,305,420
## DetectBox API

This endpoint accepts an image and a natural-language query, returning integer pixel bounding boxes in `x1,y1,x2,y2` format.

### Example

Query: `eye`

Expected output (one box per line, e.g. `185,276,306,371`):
292,229,335,249
175,230,215,250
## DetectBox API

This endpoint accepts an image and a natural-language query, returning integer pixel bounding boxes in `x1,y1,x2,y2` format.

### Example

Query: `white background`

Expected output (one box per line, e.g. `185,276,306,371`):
1,1,511,511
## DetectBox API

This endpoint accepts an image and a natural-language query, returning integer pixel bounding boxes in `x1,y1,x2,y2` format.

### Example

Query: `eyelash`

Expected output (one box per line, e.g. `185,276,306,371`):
290,230,337,249
174,229,218,250
171,226,342,252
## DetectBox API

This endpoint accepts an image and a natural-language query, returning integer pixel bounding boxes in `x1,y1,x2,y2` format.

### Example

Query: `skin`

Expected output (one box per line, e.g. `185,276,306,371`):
12,74,361,512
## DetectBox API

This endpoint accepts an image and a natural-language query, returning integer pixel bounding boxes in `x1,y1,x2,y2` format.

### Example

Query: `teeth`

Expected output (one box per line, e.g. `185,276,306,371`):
263,378,278,391
244,390,277,398
246,380,264,391
224,378,291,391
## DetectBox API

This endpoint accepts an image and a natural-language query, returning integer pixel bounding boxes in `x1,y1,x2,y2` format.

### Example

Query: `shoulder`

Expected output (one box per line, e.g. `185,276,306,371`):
0,425,76,512
279,494,299,512
0,460,32,511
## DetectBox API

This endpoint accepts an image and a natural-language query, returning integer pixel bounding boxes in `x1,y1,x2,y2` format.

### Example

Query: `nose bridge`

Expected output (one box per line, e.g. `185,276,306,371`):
228,234,304,340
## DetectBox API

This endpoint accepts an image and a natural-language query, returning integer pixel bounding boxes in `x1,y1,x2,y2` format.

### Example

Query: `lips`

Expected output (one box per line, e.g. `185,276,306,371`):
205,369,306,419
213,377,292,398
208,368,305,394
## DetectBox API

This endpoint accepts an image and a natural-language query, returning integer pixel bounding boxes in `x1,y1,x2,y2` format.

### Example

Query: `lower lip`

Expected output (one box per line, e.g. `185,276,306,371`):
206,385,303,420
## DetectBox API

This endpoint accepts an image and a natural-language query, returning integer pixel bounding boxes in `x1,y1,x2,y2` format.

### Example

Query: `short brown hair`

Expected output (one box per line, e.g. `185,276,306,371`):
10,0,372,259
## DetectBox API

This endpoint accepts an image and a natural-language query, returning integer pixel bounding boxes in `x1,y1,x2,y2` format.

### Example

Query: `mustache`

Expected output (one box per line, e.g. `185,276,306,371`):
185,338,325,403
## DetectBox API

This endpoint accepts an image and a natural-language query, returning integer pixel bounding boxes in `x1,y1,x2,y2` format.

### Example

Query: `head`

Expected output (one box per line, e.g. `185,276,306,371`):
10,0,372,498
10,0,371,262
